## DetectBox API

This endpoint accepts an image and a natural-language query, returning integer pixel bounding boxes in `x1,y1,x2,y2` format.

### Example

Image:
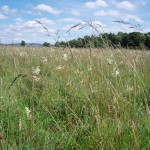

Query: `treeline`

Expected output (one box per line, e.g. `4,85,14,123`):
55,32,150,50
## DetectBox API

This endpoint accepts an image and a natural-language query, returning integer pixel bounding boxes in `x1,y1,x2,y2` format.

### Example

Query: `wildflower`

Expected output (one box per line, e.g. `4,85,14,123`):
76,69,80,74
56,65,64,70
87,66,92,71
80,80,84,84
42,57,48,63
113,67,119,77
115,70,119,76
20,52,27,57
25,107,32,120
63,54,68,60
32,66,40,75
119,60,124,65
107,58,113,65
126,85,134,93
76,69,83,75
33,75,40,82
52,49,55,52
19,119,22,131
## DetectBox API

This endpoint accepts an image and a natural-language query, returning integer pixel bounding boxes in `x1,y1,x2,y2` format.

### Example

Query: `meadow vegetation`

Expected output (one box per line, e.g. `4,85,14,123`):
0,45,150,149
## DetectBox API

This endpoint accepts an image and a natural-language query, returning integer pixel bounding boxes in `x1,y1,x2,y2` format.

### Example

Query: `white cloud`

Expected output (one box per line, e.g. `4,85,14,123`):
15,33,22,36
95,10,119,16
138,0,149,6
0,13,7,19
1,5,17,14
93,21,106,28
103,22,136,33
71,10,80,16
59,18,81,23
125,15,143,23
116,1,136,11
1,17,57,44
61,24,79,32
143,28,150,33
95,10,106,16
35,4,61,15
85,0,108,8
23,10,42,16
4,18,56,35
36,18,55,26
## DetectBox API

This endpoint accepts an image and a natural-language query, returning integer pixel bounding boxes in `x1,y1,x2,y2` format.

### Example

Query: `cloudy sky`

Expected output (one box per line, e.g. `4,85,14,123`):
0,0,149,44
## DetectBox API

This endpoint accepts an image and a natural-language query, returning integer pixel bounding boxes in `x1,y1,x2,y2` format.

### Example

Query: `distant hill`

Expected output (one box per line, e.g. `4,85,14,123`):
28,43,43,46
0,43,43,46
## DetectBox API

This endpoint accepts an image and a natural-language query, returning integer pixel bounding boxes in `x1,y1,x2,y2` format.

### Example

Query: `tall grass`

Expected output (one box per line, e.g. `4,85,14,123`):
0,45,150,149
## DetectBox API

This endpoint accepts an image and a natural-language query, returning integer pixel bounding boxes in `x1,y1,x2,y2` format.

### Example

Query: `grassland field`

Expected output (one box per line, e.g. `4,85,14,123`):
0,46,150,149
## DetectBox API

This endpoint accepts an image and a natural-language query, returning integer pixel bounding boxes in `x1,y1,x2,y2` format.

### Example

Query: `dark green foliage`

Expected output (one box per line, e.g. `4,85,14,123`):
21,40,26,46
145,33,150,49
55,32,150,50
43,42,50,47
128,32,146,49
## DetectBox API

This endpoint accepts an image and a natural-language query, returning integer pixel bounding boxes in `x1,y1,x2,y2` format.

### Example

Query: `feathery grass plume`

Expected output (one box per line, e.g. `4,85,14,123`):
66,20,109,50
8,73,28,89
19,118,22,131
36,20,59,44
25,107,32,120
113,20,143,32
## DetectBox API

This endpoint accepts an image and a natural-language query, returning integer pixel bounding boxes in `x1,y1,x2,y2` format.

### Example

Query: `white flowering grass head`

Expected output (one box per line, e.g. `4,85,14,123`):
115,70,119,76
25,107,32,120
32,66,40,75
19,118,22,131
113,67,120,77
33,75,40,82
107,58,113,65
126,85,134,93
87,66,92,71
42,57,48,63
20,52,28,57
63,54,68,60
56,65,64,70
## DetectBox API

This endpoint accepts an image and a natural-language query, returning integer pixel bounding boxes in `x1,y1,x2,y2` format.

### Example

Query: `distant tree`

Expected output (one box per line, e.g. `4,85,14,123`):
21,40,26,46
145,33,150,49
43,42,50,47
121,33,130,48
107,33,121,48
128,32,146,49
55,41,67,47
54,32,150,50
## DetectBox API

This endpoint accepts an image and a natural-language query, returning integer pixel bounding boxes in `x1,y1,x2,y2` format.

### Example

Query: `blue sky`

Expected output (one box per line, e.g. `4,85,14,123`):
0,0,149,44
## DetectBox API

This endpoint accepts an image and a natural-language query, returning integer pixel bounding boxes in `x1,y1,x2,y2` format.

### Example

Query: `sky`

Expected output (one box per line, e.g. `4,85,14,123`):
0,0,150,44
